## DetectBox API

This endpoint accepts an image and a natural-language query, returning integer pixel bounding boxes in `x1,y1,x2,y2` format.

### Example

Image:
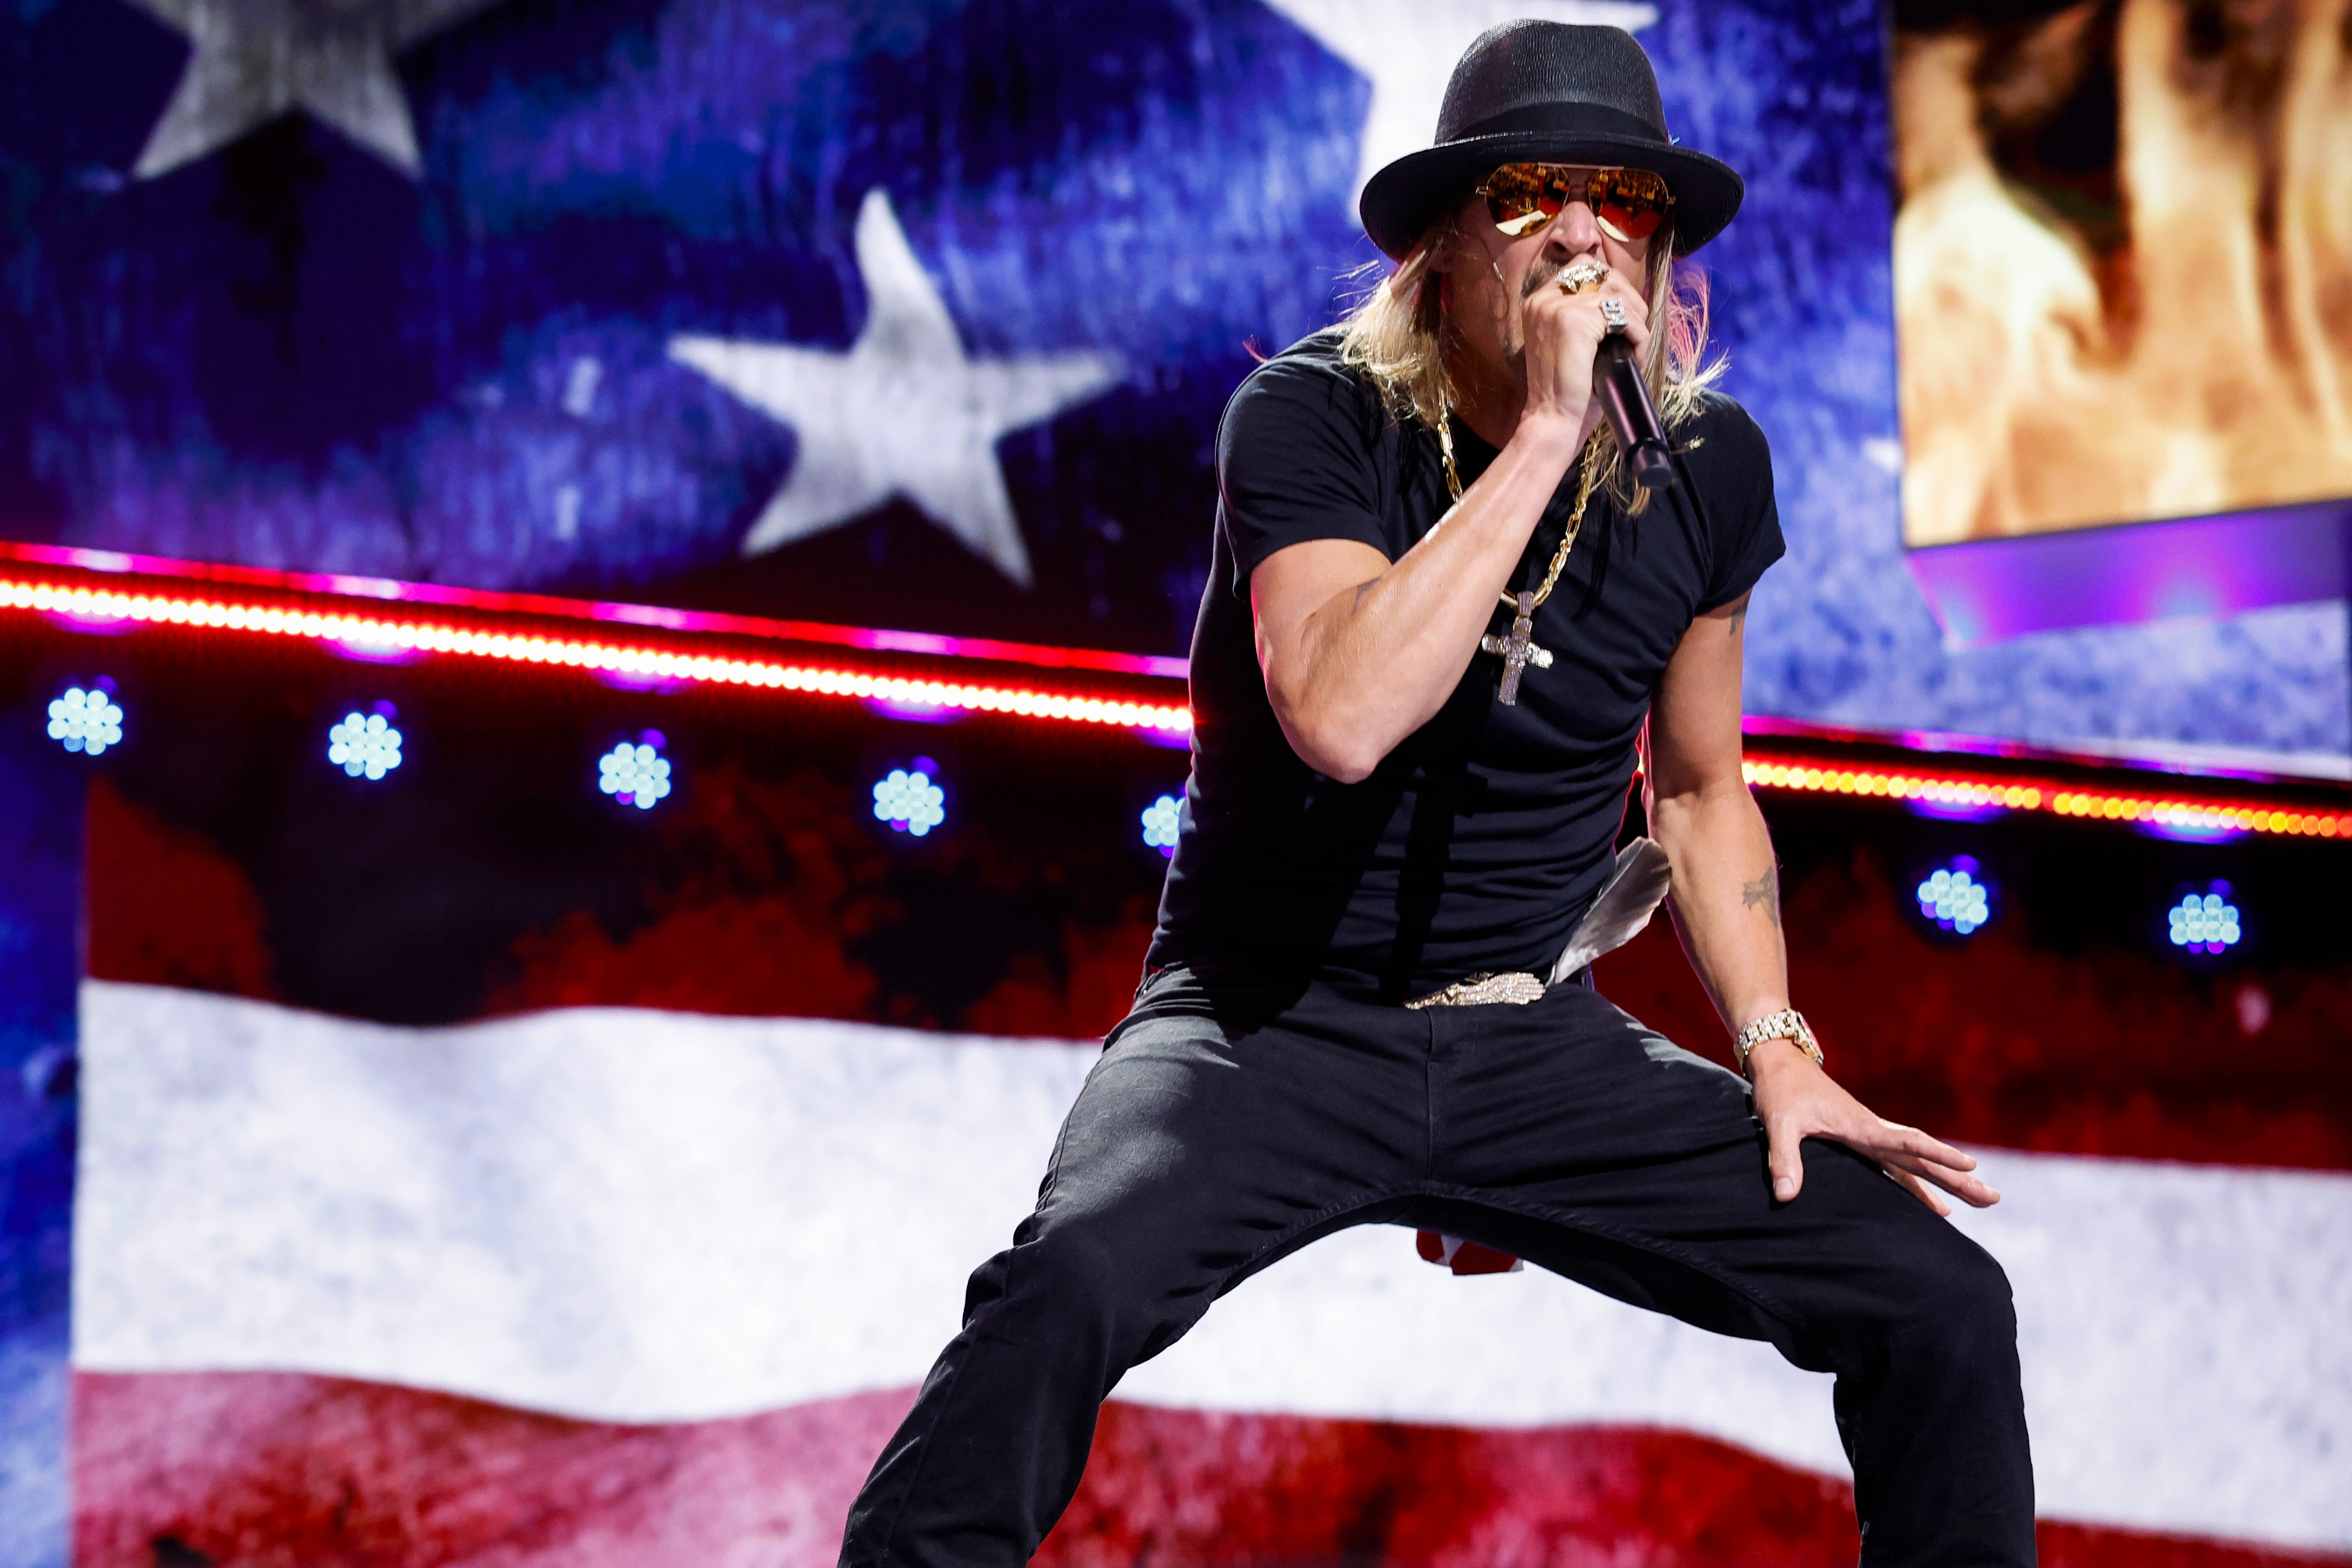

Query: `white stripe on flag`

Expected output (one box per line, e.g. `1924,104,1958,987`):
71,981,2351,1549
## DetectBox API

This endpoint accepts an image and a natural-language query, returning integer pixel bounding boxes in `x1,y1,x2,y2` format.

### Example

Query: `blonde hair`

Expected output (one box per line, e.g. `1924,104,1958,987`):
1336,208,1726,512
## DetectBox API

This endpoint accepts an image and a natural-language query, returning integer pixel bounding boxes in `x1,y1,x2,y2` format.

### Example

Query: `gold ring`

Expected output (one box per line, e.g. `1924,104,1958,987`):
1557,261,1608,295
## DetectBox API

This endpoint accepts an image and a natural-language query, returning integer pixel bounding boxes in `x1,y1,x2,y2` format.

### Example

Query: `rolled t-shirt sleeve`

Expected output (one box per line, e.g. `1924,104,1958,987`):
1216,356,1398,594
1692,398,1787,613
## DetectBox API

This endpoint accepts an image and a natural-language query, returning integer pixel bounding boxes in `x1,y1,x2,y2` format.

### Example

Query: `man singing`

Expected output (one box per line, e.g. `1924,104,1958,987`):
844,21,2034,1565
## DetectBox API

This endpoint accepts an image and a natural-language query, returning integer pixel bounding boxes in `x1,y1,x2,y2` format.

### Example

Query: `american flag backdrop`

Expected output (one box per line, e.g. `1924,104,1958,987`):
0,614,2349,1567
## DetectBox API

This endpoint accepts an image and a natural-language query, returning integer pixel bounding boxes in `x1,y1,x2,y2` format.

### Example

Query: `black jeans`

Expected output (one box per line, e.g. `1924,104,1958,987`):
841,963,2035,1567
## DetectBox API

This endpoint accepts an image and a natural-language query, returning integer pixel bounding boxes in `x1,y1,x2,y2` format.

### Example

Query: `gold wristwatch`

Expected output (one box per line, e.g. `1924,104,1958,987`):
1732,1008,1822,1076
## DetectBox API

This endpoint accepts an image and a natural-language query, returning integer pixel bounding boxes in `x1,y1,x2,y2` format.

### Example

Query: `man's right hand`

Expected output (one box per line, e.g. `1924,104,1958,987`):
1517,249,1653,435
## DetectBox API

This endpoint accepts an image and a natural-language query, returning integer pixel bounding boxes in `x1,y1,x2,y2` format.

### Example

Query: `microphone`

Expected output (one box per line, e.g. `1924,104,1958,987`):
1594,331,1676,490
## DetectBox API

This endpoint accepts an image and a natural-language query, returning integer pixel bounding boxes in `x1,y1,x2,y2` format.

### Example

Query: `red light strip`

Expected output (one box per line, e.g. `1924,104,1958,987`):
1,578,1193,737
1743,755,2350,840
0,540,1191,680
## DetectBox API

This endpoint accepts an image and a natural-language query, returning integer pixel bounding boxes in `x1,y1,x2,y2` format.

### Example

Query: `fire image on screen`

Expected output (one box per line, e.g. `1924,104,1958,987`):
1892,0,2352,545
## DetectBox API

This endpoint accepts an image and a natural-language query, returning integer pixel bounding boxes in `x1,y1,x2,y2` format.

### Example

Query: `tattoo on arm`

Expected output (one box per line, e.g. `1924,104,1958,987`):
1728,595,1750,638
1741,863,1780,929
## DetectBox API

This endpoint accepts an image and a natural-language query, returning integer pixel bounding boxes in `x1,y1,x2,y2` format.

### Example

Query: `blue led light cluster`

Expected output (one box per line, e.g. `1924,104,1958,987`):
47,684,124,756
1916,858,1992,935
2168,885,2241,953
327,708,403,780
599,733,674,811
1140,794,1181,857
873,762,947,837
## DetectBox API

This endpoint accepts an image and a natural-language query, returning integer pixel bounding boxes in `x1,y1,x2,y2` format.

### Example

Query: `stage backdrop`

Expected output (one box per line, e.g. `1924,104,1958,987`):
0,0,2346,766
1,609,2349,1567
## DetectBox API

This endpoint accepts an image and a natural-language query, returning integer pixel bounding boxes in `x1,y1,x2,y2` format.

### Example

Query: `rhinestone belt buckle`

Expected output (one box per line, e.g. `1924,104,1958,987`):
1402,971,1547,1009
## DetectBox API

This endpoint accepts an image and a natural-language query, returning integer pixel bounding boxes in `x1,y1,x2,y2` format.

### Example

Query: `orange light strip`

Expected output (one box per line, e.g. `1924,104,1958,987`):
3,578,1193,736
1742,755,2350,840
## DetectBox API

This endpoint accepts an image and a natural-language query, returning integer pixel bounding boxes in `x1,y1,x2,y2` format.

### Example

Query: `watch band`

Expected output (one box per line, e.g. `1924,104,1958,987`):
1733,1008,1822,1075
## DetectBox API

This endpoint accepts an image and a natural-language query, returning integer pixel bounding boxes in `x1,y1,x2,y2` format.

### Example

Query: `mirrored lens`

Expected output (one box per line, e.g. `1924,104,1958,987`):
1590,168,1669,242
1484,164,1567,237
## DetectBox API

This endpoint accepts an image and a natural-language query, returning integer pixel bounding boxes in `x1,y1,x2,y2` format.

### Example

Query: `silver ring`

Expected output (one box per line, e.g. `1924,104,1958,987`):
1598,297,1628,332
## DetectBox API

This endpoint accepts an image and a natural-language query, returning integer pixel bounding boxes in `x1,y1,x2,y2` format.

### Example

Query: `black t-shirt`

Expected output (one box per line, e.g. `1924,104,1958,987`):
1147,326,1784,1002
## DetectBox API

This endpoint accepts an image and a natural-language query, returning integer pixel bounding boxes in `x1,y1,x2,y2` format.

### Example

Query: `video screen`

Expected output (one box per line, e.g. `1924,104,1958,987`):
1891,0,2352,545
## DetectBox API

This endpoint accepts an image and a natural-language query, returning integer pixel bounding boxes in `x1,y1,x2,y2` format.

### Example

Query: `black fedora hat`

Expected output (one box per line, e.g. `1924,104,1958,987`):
1359,21,1743,260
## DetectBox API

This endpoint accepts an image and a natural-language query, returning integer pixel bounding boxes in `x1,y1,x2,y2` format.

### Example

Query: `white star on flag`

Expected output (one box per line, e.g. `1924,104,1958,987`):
669,188,1121,588
1264,0,1659,202
127,0,506,179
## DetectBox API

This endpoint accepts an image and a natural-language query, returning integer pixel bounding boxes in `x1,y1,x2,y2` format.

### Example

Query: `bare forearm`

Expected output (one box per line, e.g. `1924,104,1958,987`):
1673,783,1999,1212
1270,416,1583,779
1651,782,1788,1034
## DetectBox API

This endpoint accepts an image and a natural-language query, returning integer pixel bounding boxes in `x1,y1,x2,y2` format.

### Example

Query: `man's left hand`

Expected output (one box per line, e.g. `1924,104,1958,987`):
1747,1039,2000,1216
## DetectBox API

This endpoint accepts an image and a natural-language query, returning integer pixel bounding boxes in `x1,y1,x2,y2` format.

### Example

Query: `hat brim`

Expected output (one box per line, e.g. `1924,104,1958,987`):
1359,132,1744,261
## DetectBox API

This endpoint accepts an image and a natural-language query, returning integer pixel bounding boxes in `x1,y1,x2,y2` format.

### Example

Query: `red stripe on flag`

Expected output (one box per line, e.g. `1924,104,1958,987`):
74,1372,2345,1568
85,769,2352,1171
72,1371,909,1568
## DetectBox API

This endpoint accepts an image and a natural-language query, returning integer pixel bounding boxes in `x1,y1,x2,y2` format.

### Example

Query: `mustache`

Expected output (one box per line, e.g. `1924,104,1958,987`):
1519,250,1606,300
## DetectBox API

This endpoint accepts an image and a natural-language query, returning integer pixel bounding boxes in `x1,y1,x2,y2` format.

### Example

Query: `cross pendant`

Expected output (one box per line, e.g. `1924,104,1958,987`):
1480,590,1552,705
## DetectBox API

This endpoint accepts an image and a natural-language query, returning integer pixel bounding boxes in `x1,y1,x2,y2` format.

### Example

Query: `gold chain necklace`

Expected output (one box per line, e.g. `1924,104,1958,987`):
1436,408,1604,705
1435,409,1602,613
